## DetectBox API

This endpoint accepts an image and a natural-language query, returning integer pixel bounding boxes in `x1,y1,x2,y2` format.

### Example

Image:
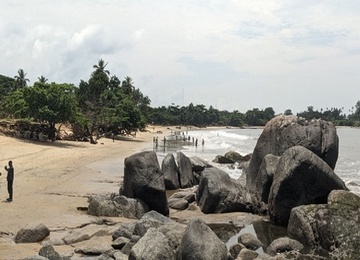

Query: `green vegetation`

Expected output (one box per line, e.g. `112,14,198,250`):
0,59,150,143
0,60,360,143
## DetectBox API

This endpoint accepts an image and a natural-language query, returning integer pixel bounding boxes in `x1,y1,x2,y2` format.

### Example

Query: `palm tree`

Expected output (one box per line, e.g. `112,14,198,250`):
14,69,30,89
93,59,110,75
37,75,48,83
121,76,134,95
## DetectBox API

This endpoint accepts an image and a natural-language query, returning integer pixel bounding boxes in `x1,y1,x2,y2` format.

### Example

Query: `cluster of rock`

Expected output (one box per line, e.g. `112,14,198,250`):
6,115,360,259
0,120,53,141
13,211,327,260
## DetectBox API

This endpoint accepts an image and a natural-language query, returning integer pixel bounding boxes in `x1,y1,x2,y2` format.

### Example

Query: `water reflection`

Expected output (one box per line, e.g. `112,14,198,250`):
226,220,288,254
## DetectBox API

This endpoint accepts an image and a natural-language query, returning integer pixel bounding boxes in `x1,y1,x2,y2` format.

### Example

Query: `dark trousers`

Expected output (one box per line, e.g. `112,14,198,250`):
7,179,13,200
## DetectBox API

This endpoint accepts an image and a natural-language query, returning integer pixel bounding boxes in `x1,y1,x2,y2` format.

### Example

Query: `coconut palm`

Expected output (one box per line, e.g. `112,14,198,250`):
121,76,134,95
14,69,30,89
37,75,48,83
93,59,110,75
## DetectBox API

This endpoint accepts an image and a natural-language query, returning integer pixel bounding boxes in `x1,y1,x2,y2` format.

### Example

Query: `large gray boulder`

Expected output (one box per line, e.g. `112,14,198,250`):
246,115,339,192
268,146,347,226
121,151,169,216
177,151,195,188
196,167,264,214
87,194,149,219
177,218,228,260
15,223,50,243
288,190,360,259
162,153,180,190
129,228,176,260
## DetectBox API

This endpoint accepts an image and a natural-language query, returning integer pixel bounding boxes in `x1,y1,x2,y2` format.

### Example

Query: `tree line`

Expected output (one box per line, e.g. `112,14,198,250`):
0,60,360,144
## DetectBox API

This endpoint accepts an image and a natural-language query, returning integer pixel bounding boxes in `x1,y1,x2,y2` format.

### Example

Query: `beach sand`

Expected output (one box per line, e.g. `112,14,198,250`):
0,125,170,259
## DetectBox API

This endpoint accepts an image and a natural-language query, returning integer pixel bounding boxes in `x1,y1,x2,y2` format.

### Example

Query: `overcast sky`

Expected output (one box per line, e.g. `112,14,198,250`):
1,1,360,114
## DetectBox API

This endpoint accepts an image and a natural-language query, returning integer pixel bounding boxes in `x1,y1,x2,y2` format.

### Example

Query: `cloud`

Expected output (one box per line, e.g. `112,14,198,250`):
1,1,360,114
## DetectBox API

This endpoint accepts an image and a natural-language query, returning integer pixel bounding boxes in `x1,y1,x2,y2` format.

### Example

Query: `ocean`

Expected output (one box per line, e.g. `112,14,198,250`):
155,126,360,196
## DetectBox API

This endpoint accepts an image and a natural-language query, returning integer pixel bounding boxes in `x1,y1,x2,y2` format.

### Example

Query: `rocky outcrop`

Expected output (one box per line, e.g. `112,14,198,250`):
189,156,212,173
288,190,360,259
246,115,339,192
177,151,195,188
268,146,347,226
87,194,149,219
162,153,180,190
15,223,50,243
121,151,169,216
177,218,228,260
196,167,264,214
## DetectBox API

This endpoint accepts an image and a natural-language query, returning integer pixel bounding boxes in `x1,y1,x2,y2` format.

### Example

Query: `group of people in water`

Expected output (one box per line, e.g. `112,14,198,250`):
153,131,205,149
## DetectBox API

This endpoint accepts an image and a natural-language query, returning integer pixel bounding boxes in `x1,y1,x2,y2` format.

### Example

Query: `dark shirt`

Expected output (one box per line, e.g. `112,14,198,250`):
6,166,14,181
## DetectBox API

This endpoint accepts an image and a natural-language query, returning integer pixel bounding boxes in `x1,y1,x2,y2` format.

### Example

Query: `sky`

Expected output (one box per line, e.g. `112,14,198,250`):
1,0,360,115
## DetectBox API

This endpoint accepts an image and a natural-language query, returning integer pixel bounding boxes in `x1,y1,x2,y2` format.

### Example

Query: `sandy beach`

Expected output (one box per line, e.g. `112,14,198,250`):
0,125,171,259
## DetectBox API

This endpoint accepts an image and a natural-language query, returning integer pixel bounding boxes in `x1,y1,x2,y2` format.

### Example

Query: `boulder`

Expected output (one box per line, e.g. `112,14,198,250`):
238,248,259,259
196,167,264,214
133,210,174,237
38,245,61,260
74,236,114,256
112,222,136,241
62,223,114,245
189,156,212,173
177,218,228,260
121,151,169,216
224,151,244,162
168,190,196,203
129,228,176,260
112,236,130,250
177,152,195,188
246,115,339,192
87,194,149,219
288,190,360,259
254,154,280,203
168,198,189,210
229,243,244,259
238,233,262,250
162,153,180,190
268,146,347,226
212,155,234,164
267,237,304,254
168,189,196,210
15,223,50,243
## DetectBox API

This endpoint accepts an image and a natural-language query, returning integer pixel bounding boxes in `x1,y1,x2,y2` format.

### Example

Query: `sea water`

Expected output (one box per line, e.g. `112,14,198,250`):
155,127,360,196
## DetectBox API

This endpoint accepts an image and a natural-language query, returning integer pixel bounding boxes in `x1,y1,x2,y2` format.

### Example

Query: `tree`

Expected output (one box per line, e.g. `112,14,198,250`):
24,82,78,140
284,109,292,115
93,59,110,75
75,60,148,143
14,69,30,89
1,88,29,118
37,75,48,84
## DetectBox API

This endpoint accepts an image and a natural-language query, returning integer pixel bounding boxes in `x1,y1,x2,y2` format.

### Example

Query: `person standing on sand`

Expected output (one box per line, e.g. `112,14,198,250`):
4,160,14,202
